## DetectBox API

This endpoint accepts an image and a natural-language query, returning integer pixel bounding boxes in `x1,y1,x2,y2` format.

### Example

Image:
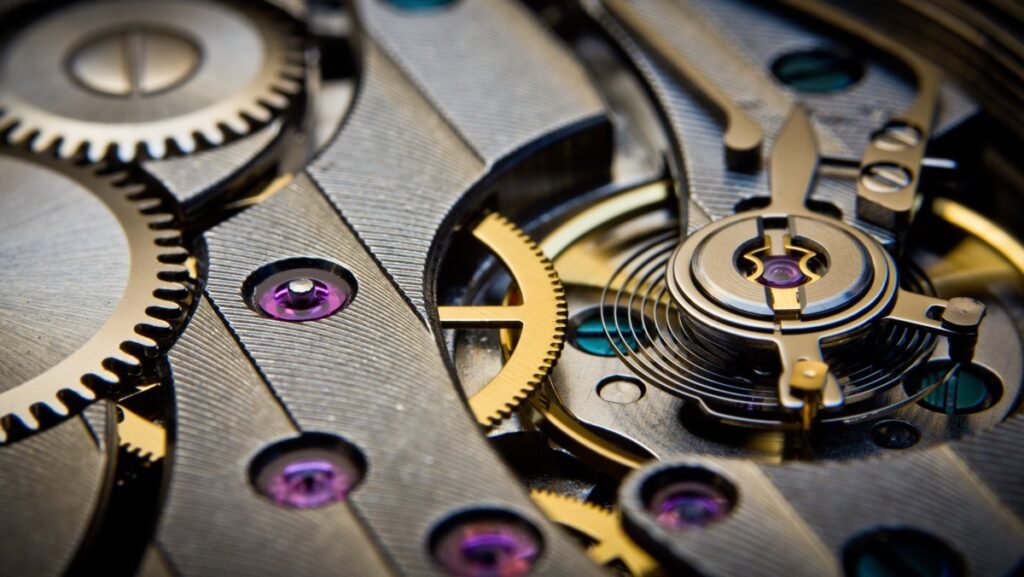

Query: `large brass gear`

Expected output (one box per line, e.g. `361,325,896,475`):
530,489,660,576
0,152,190,443
0,0,304,162
438,212,567,428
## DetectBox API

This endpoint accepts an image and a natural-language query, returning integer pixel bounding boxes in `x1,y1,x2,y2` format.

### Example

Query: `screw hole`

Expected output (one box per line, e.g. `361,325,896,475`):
870,420,920,450
641,465,737,530
429,509,543,577
244,257,356,322
249,433,366,509
771,48,864,93
843,527,966,577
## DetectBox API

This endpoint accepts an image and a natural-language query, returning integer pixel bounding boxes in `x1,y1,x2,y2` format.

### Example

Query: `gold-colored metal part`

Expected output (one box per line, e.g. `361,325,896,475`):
603,0,763,172
438,213,567,427
515,183,671,473
777,0,940,229
531,489,661,577
0,161,190,443
546,181,671,293
222,172,295,210
932,198,1024,279
531,385,648,474
742,235,822,317
789,360,829,392
117,404,166,462
790,359,829,430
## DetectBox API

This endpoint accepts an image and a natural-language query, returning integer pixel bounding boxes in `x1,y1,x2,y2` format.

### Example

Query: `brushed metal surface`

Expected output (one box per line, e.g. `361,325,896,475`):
619,457,841,577
0,417,105,577
203,174,601,575
309,40,482,316
309,0,609,315
143,121,283,214
955,415,1024,520
765,443,1024,577
0,155,128,389
159,297,395,577
590,0,974,239
355,0,604,162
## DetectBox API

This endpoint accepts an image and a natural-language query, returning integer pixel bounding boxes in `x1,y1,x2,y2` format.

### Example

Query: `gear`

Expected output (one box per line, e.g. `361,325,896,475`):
0,152,190,443
438,213,567,428
0,0,304,162
530,489,660,576
117,404,166,463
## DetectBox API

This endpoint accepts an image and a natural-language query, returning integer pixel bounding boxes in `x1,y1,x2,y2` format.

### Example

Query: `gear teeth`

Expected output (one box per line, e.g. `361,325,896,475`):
148,213,175,227
118,405,166,463
12,408,40,431
141,316,175,331
46,396,71,417
0,159,190,444
33,133,61,154
131,335,160,350
173,133,198,156
8,124,36,146
0,3,305,163
199,126,225,147
94,367,122,384
440,213,569,429
247,105,274,124
262,92,291,110
109,351,143,370
530,489,658,575
145,138,167,160
221,115,248,136
137,198,163,213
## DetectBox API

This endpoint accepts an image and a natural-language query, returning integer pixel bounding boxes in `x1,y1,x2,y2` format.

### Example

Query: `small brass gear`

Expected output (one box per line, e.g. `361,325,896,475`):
118,406,166,463
530,489,660,576
0,153,190,442
438,212,567,428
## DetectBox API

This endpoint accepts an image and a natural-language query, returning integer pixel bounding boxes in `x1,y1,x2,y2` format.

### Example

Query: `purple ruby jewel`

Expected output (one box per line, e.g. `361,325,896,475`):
757,255,809,289
434,519,541,577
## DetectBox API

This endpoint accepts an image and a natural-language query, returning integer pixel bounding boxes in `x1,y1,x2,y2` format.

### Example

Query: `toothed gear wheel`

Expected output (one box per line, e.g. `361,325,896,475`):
0,0,304,162
438,213,568,428
0,152,189,442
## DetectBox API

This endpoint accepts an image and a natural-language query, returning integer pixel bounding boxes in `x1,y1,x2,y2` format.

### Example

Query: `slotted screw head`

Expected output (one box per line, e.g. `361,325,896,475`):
861,163,913,194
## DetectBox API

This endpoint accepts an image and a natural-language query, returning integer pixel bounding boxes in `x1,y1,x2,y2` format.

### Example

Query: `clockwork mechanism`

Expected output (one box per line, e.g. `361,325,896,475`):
1,0,1022,576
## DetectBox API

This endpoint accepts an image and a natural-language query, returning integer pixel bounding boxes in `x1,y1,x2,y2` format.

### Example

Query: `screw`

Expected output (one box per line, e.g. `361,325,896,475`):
69,27,200,97
860,163,913,194
872,122,922,152
432,513,542,577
